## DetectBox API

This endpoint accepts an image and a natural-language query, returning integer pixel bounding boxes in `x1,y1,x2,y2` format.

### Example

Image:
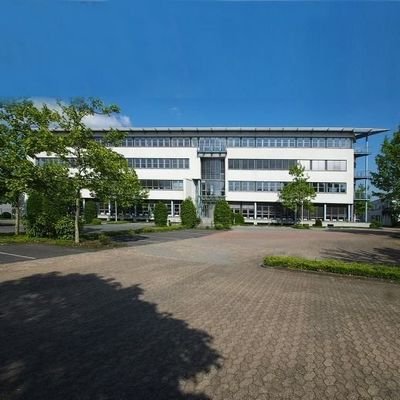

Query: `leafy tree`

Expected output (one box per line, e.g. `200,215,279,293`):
52,98,146,243
371,129,400,223
180,197,198,228
214,199,232,229
279,164,316,221
0,100,60,234
154,202,168,226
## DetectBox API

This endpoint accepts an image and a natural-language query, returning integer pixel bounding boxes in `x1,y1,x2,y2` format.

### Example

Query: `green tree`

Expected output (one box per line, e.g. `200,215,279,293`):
214,199,232,229
0,100,60,234
180,197,198,228
279,164,316,221
84,201,98,224
53,98,146,243
371,129,400,222
154,202,168,226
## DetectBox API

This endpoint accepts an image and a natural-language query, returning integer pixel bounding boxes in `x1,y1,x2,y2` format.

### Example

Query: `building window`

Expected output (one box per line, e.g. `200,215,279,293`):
228,159,297,170
127,158,189,169
140,180,183,191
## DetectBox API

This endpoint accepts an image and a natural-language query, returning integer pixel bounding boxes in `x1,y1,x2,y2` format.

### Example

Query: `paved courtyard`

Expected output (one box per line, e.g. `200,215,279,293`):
0,227,399,399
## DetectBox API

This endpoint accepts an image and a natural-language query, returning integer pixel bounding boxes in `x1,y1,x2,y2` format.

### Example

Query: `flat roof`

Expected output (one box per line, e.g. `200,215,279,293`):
90,126,388,138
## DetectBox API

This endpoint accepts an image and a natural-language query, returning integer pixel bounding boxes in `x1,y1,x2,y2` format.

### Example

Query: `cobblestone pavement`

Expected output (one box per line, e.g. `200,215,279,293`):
1,227,399,399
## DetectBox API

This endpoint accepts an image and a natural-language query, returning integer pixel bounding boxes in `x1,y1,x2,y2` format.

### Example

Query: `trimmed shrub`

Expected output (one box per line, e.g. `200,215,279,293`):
181,197,198,228
293,223,310,229
214,200,232,229
154,202,168,226
232,212,245,225
84,201,98,224
0,212,12,219
54,217,76,240
313,219,323,227
370,220,382,229
90,218,102,225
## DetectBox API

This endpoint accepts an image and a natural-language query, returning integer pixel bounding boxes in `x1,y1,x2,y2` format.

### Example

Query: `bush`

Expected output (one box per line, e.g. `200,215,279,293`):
84,201,98,224
292,223,310,229
313,219,323,227
232,212,245,225
98,233,111,245
154,202,168,226
90,218,102,225
214,200,232,229
54,217,76,240
181,198,198,228
0,212,12,219
370,220,382,229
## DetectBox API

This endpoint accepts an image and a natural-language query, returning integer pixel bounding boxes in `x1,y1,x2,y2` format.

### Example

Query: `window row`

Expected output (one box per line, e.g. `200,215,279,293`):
299,160,347,171
140,180,183,191
94,136,353,149
127,158,189,169
228,181,347,193
228,159,298,170
36,157,76,167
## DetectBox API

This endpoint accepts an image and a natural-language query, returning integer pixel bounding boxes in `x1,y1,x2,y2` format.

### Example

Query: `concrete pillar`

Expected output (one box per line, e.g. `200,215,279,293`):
254,202,257,225
348,204,351,222
323,204,327,221
171,200,174,216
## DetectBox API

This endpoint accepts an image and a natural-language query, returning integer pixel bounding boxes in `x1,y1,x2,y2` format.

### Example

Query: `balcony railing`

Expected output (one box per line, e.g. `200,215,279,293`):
354,147,371,156
354,170,371,179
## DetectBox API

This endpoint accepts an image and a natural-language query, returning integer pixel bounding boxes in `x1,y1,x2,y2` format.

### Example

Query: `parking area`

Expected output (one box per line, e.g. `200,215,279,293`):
1,227,399,399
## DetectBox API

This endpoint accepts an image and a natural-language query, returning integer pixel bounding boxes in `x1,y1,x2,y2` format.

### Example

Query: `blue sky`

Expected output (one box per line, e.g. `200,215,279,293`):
1,0,399,160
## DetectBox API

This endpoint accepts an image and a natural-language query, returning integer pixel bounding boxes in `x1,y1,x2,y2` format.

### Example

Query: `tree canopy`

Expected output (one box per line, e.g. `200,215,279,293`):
0,98,147,242
279,164,316,221
371,129,400,222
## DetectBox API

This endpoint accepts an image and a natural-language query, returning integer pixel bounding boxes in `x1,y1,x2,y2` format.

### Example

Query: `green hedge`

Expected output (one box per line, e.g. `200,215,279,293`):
263,256,400,281
84,201,98,224
154,202,168,226
181,198,198,228
214,200,232,229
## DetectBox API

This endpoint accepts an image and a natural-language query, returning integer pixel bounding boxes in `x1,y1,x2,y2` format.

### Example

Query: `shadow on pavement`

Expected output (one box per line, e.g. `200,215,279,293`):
327,228,400,239
321,247,400,266
0,273,220,400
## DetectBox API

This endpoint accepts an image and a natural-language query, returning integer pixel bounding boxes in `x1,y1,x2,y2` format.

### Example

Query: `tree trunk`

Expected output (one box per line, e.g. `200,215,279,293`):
301,202,304,222
115,200,118,222
14,204,20,235
75,194,80,244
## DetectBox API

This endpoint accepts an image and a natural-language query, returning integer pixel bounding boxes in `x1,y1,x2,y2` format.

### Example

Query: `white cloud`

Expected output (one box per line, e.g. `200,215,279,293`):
169,106,183,119
31,97,132,129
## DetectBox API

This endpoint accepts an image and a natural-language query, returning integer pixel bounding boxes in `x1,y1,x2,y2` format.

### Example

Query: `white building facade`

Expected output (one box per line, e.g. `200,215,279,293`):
36,127,386,224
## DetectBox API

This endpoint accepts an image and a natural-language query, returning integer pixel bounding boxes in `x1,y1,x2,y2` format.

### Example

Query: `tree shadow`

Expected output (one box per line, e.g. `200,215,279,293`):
327,228,400,239
321,247,400,266
0,273,221,400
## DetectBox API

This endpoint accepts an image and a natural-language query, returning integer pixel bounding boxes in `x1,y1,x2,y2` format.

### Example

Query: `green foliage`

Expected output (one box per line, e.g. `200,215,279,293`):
0,100,60,234
0,212,12,219
180,197,198,228
154,202,168,226
54,217,76,240
98,233,112,245
51,98,147,243
90,218,102,225
232,212,245,225
84,201,98,224
263,256,400,281
279,165,316,220
371,129,400,222
292,223,310,229
214,200,232,229
313,219,323,228
369,220,382,229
